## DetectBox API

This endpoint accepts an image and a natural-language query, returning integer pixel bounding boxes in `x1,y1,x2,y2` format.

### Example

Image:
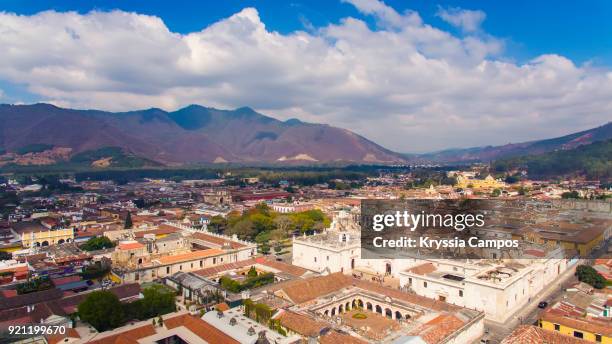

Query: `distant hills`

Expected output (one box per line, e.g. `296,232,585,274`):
1,103,610,170
412,122,612,163
491,139,612,181
0,103,404,167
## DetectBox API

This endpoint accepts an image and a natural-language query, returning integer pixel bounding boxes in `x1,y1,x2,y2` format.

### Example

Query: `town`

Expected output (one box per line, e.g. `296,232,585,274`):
0,166,610,344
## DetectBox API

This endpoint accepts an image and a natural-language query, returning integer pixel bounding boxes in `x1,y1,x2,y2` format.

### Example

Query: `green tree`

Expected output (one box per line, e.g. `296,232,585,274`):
81,236,115,251
562,191,581,199
274,243,283,254
575,265,605,289
247,266,258,278
208,215,227,233
124,211,133,229
78,291,125,331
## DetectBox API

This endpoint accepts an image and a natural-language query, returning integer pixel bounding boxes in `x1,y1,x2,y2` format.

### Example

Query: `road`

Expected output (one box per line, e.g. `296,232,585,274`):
480,261,580,344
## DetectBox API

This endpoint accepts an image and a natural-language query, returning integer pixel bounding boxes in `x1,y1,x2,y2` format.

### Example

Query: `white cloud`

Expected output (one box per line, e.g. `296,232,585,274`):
436,6,486,33
0,2,610,152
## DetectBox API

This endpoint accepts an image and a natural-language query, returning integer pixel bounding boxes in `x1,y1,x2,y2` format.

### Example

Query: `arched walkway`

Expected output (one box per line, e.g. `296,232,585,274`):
366,302,373,311
385,308,392,318
375,305,382,314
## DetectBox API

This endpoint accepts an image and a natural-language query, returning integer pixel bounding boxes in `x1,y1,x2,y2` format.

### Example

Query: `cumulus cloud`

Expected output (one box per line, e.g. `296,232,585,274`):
436,6,486,33
0,1,610,152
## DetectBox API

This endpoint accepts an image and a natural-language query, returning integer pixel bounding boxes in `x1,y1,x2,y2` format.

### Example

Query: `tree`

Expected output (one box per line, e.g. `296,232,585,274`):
78,291,125,331
208,215,227,233
575,265,606,289
137,285,176,319
124,211,133,229
274,243,283,254
562,191,581,199
81,236,115,251
491,189,501,197
259,242,270,255
247,266,258,278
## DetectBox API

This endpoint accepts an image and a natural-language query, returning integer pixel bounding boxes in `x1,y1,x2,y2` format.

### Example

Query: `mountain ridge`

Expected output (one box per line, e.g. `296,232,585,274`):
0,103,404,166
410,122,612,163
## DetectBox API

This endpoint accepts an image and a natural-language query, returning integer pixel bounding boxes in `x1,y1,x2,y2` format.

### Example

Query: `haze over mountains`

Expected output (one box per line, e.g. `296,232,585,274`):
0,103,403,166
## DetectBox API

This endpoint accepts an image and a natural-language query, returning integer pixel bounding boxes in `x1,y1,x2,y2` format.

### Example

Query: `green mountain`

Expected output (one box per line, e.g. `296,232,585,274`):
492,139,612,180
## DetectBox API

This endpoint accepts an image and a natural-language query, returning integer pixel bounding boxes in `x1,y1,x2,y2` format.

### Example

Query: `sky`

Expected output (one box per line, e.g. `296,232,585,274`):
0,0,611,153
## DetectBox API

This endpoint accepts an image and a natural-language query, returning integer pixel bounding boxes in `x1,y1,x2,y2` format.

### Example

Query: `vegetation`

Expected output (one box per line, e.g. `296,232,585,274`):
81,236,115,251
80,262,111,279
492,140,612,180
16,276,53,295
219,272,275,293
124,285,176,321
575,265,606,289
77,291,125,331
243,298,274,324
16,144,54,155
561,191,581,199
70,146,158,168
78,285,176,332
221,203,330,242
124,212,133,229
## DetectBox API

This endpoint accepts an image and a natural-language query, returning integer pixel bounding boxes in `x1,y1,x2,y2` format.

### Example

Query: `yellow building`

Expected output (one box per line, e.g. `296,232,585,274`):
539,309,611,343
455,174,504,189
21,228,74,247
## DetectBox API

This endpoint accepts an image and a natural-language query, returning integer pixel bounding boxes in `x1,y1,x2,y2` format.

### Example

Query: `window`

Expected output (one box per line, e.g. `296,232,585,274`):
595,334,602,342
200,260,203,267
327,256,329,261
459,290,463,297
408,278,412,285
166,267,170,274
573,331,583,339
423,282,427,288
179,265,183,270
213,258,216,264
554,324,560,331
314,257,317,263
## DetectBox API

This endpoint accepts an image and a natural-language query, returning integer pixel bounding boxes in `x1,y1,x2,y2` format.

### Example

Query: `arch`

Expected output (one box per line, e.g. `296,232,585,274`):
405,314,411,320
375,305,382,314
356,299,363,307
339,304,344,313
345,301,350,311
57,239,65,244
331,308,336,316
395,311,402,320
324,310,329,316
34,242,41,247
41,241,49,246
366,302,373,311
352,299,357,308
66,238,71,243
137,258,143,265
385,308,392,318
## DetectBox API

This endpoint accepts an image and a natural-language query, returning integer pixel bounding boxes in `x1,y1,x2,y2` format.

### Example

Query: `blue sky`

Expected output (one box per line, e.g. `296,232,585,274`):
0,0,611,152
3,0,611,65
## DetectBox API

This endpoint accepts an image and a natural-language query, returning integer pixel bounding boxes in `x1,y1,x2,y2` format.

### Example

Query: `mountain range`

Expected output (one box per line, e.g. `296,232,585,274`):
0,103,610,168
0,103,403,166
412,122,612,163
